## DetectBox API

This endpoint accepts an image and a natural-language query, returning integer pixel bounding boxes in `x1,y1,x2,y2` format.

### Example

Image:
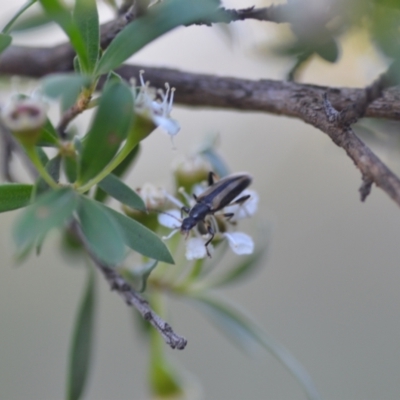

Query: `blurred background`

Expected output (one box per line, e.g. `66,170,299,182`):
1,0,400,399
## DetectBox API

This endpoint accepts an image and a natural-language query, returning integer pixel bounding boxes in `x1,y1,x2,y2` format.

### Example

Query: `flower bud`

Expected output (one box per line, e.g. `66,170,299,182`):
122,183,167,231
1,97,48,146
172,155,210,193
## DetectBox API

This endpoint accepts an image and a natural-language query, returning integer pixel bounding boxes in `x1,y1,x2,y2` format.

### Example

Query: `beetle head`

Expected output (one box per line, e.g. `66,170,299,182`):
181,217,196,235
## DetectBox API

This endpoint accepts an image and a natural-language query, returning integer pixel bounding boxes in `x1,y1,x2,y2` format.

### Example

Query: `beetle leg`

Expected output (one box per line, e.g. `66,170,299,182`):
208,171,217,186
181,206,190,218
231,194,250,206
223,212,235,221
204,223,215,257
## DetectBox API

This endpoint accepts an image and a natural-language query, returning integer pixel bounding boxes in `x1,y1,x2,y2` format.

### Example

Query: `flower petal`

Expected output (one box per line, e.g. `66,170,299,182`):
224,190,259,221
152,115,180,136
158,209,181,229
185,237,208,260
224,232,254,255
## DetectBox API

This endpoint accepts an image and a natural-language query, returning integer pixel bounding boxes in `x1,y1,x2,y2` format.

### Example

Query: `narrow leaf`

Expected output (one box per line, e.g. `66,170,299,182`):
77,196,126,265
0,184,33,212
64,155,78,183
126,260,158,293
95,0,217,75
67,268,96,400
200,147,230,177
98,174,145,211
78,81,134,184
73,0,99,72
0,33,12,53
41,73,91,112
94,144,140,203
34,154,62,197
106,207,174,264
193,295,322,400
37,118,60,147
39,0,89,71
2,0,37,34
13,188,77,249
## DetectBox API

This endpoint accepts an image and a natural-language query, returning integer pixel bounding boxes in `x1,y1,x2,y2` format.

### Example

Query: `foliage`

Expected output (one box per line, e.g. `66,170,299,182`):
2,0,399,399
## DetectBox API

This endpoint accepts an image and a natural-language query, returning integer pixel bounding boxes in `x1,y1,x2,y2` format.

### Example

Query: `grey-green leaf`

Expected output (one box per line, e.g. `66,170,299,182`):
192,295,321,400
39,0,90,72
95,0,217,75
67,267,96,400
73,0,99,72
2,0,37,34
98,174,145,211
41,73,91,112
77,196,126,265
34,154,62,197
131,260,158,293
78,81,134,184
13,188,78,249
37,118,60,147
94,144,140,203
0,33,12,53
106,207,174,264
0,184,33,212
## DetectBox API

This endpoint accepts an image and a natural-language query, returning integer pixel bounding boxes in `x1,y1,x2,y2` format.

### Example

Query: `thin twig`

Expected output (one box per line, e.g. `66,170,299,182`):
70,220,187,350
191,4,290,25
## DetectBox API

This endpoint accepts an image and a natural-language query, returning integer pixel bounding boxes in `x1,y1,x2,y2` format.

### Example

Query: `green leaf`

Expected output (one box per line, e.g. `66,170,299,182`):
34,154,62,197
149,356,183,398
64,155,78,183
126,260,158,292
8,8,52,32
78,81,134,184
41,73,91,112
0,184,33,212
2,0,37,34
94,144,140,203
13,188,78,249
315,36,339,63
0,33,12,53
192,295,322,400
106,207,174,264
73,0,99,72
77,196,126,265
67,267,96,400
95,0,217,75
39,0,90,72
37,118,60,147
200,147,230,177
97,174,145,211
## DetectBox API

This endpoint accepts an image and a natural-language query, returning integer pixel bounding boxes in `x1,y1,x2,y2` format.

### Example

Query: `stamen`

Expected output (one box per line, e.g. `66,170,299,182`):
162,228,179,240
139,70,145,87
178,187,193,205
163,190,185,208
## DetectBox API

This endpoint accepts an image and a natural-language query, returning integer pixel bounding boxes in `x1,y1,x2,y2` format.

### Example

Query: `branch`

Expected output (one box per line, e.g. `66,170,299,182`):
2,44,400,207
70,221,187,350
192,5,290,25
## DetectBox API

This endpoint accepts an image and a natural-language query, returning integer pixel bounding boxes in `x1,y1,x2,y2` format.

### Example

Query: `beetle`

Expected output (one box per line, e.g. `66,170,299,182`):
180,172,252,256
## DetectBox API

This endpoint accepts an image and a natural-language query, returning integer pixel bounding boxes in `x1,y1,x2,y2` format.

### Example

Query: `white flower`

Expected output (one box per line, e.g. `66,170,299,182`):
223,232,254,255
185,237,211,260
1,96,48,133
223,190,259,221
158,209,181,229
137,183,166,209
157,187,258,260
132,71,180,139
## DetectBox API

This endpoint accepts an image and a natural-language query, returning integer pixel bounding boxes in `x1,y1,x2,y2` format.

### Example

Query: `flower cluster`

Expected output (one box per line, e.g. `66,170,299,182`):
157,182,259,260
132,71,180,141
